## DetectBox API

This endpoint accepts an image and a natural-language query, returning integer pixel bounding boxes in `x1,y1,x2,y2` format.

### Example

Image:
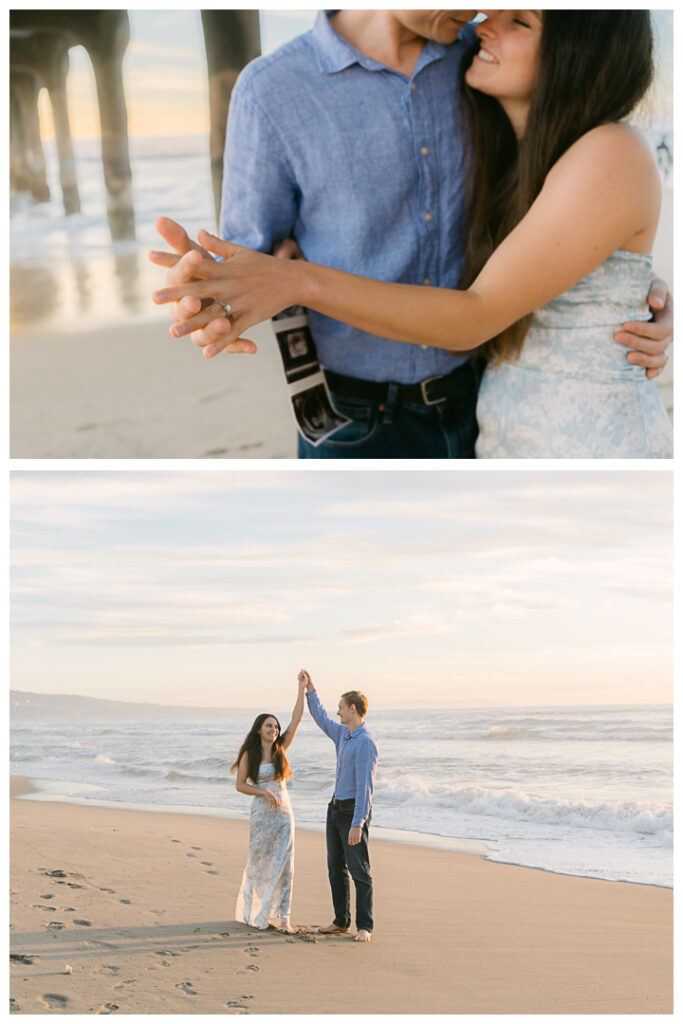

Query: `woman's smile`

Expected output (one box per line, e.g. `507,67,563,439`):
474,47,499,65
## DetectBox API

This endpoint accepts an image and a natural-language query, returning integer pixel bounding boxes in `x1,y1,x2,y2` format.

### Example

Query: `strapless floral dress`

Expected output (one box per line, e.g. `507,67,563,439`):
235,763,294,929
476,251,673,459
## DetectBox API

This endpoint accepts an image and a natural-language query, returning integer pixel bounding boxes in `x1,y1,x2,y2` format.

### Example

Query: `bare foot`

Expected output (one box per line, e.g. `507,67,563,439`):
318,922,350,934
280,922,297,934
354,929,372,942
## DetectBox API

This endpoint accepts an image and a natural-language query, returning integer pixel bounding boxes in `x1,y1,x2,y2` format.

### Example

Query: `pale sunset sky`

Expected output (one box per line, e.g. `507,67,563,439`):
10,471,672,710
36,9,674,140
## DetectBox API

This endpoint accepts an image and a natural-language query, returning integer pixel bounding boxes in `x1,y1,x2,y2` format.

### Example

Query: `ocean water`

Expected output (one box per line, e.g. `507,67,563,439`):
10,135,215,335
10,704,672,888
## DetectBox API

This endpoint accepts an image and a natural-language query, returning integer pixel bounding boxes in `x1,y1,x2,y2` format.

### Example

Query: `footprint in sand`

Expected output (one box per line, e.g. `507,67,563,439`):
67,883,85,889
96,1003,119,1014
186,853,196,858
170,839,181,843
40,994,69,1010
98,966,120,977
46,922,65,930
44,870,85,882
175,981,197,996
119,900,132,905
10,954,37,965
10,998,20,1013
99,888,116,894
73,920,92,927
33,905,56,912
243,947,259,958
39,894,56,900
200,861,212,866
191,846,201,850
245,965,259,972
155,950,181,958
206,870,219,875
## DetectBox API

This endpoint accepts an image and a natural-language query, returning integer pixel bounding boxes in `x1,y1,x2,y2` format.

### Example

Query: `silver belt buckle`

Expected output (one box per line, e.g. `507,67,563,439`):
420,374,446,406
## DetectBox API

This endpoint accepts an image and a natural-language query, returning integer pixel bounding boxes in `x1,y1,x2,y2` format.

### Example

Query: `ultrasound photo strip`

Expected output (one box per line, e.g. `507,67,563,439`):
270,306,350,446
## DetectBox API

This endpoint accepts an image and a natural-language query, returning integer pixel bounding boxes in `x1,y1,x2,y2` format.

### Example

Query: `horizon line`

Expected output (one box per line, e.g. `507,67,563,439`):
10,689,672,713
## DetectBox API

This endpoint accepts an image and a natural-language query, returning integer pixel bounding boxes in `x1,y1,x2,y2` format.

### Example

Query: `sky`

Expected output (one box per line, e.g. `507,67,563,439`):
37,10,317,139
35,9,674,140
10,470,673,710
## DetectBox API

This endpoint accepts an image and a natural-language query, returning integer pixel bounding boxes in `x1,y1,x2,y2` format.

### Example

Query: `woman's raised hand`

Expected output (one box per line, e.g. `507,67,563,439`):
260,789,281,809
298,669,312,690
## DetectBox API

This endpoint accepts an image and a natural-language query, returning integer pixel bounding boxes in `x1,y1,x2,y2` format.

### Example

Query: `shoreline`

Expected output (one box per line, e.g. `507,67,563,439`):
11,775,672,891
10,776,673,1014
10,774,488,855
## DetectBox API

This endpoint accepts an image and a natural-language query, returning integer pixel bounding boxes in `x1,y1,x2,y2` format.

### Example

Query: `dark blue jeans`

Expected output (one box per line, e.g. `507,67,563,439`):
326,800,373,933
297,362,482,460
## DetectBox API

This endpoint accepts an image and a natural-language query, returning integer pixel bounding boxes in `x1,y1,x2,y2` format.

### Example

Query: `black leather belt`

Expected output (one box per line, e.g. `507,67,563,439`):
331,797,355,810
325,361,476,408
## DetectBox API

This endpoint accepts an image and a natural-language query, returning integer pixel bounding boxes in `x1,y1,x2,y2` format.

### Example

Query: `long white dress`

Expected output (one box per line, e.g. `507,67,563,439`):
235,763,295,929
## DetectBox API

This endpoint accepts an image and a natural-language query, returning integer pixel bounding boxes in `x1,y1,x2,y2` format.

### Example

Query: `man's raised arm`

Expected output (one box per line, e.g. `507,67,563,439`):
298,670,343,741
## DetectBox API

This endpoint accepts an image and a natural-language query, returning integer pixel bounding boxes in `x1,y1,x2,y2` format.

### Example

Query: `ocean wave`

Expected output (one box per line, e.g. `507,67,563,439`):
174,758,232,770
94,754,117,767
375,774,672,840
165,769,226,784
481,725,671,742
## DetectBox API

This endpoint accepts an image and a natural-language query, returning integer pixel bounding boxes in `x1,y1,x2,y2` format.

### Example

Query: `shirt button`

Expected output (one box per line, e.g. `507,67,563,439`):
423,277,431,285
421,345,429,351
421,146,429,156
410,82,416,91
425,212,433,222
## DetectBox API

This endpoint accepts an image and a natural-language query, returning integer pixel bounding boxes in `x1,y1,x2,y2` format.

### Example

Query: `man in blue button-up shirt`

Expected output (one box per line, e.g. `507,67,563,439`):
219,10,479,459
299,669,378,942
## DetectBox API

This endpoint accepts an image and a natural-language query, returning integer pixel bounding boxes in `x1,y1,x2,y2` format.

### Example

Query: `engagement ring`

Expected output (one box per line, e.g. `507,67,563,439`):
216,301,232,318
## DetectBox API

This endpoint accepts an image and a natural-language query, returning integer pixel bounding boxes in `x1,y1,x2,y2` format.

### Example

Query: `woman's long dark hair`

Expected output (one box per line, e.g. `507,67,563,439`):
230,713,292,784
459,11,654,363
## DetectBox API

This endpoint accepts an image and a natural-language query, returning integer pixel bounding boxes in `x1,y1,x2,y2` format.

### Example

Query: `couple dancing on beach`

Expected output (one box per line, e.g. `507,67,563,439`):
231,671,378,942
150,9,673,459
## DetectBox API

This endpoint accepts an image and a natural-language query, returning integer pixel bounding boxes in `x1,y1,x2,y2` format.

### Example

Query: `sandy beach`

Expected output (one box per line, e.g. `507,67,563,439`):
10,776,672,1015
10,317,297,460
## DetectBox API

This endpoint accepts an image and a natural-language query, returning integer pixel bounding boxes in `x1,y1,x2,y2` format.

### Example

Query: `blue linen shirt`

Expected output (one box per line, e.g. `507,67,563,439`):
306,689,378,827
220,11,477,384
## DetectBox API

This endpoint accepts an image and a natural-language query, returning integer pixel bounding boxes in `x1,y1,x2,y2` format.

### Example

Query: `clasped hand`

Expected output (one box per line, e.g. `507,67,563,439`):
150,218,300,358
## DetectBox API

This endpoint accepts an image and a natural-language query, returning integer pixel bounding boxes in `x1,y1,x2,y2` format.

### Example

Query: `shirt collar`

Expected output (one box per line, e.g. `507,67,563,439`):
345,723,367,740
313,10,456,77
